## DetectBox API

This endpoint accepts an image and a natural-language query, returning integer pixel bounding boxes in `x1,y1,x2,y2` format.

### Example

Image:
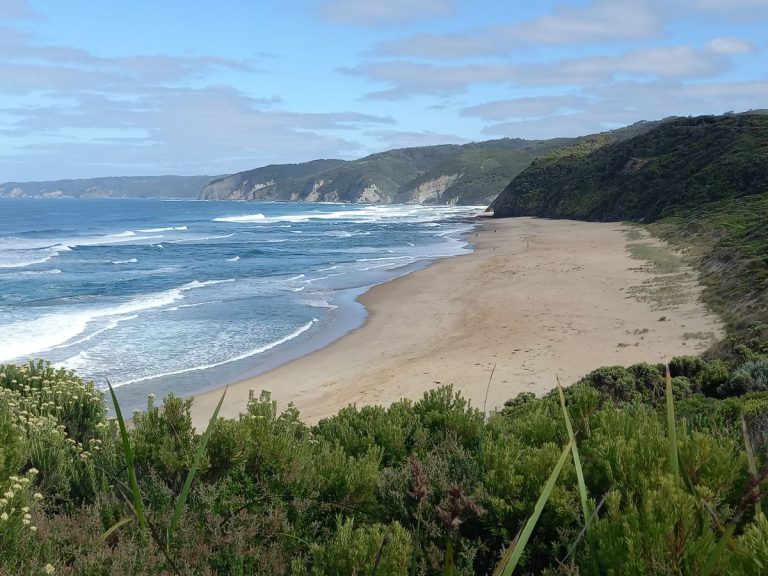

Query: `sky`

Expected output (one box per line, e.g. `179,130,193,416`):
1,0,767,181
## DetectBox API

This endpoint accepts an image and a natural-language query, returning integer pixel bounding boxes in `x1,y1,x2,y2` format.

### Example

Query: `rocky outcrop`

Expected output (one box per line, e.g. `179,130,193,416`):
357,184,383,203
401,174,460,204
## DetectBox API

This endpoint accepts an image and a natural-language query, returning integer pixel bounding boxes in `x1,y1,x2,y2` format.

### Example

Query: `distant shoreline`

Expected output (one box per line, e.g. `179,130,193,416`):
189,217,723,428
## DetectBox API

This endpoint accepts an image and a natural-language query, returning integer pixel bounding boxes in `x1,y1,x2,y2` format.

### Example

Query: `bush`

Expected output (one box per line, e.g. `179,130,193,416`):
301,517,412,576
130,393,198,492
719,358,768,397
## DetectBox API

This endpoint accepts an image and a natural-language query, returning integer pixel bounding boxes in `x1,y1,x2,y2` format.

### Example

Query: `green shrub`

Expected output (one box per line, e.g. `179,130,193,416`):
301,517,412,576
720,359,768,397
314,401,419,467
413,385,485,451
130,393,198,492
579,366,640,403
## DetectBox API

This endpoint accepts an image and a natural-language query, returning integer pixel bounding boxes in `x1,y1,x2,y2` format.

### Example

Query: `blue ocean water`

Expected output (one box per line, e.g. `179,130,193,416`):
0,198,481,411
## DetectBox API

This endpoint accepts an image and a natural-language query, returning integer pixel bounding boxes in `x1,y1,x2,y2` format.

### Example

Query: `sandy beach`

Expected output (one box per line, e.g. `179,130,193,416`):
190,217,722,428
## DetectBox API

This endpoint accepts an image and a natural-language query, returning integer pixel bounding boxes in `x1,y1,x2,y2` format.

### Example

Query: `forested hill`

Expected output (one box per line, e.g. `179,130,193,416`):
199,137,585,205
490,113,768,221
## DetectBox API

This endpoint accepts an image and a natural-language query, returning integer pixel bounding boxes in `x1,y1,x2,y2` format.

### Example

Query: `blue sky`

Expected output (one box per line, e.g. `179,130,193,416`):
1,0,766,181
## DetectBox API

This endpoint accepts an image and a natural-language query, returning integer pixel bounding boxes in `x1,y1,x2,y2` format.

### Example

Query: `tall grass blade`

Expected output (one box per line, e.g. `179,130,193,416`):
166,386,227,552
495,439,574,576
107,378,147,532
665,364,680,481
557,377,589,525
741,415,762,516
701,523,736,576
101,516,133,541
444,539,455,576
559,487,612,566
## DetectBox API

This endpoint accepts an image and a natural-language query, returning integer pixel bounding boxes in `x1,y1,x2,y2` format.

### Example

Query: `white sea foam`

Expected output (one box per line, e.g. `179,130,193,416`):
181,279,235,290
3,268,62,277
226,256,240,262
212,205,482,226
287,274,305,281
0,279,235,362
51,315,139,350
169,233,233,243
138,226,188,232
111,258,138,264
356,256,412,262
113,318,318,387
165,300,223,312
213,213,266,223
0,244,70,269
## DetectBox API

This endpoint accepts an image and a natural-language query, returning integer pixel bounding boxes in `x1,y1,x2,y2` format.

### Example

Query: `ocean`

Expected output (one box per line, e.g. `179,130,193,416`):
0,198,481,412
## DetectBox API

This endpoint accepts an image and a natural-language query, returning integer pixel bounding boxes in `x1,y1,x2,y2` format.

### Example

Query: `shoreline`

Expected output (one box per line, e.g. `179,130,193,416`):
189,217,723,429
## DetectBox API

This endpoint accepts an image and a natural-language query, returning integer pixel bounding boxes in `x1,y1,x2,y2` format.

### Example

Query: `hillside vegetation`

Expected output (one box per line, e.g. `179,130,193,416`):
490,113,768,221
199,138,589,205
201,121,666,206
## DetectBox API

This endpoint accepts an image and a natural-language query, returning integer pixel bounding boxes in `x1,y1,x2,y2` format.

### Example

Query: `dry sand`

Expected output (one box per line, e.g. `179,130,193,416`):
189,217,722,428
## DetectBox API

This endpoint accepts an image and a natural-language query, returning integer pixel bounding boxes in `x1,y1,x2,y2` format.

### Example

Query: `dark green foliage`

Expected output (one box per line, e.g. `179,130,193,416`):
720,359,768,396
491,113,768,221
3,364,768,574
301,517,413,575
131,394,198,493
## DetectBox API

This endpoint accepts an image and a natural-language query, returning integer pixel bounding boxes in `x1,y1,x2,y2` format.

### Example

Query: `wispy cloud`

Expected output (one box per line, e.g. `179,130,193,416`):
0,27,391,179
0,0,38,19
319,0,454,25
462,96,589,120
372,0,661,59
344,43,737,98
366,129,469,149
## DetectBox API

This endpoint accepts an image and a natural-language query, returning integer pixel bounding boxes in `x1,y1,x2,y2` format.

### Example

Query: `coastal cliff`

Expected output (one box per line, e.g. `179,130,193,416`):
199,137,583,205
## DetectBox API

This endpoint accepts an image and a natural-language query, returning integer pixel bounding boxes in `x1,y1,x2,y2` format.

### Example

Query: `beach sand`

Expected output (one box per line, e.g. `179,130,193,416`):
189,217,723,428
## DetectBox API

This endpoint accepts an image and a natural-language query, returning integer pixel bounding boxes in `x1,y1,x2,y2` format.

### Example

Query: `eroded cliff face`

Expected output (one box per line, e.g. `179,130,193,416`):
400,174,460,204
200,175,389,203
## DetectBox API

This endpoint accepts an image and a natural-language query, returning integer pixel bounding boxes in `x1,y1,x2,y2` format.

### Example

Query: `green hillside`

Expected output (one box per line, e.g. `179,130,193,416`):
490,113,768,221
199,138,600,205
395,138,580,204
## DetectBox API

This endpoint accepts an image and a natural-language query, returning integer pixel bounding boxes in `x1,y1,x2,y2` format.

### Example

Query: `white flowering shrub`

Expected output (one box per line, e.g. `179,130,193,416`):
0,469,43,567
0,360,118,506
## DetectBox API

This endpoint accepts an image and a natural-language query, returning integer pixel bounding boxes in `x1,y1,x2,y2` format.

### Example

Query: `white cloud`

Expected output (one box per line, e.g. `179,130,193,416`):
372,0,661,59
0,29,392,179
319,0,454,25
514,0,661,44
366,129,469,149
341,61,519,99
0,0,38,19
479,79,768,140
462,96,589,120
344,44,733,98
705,37,757,54
687,0,768,16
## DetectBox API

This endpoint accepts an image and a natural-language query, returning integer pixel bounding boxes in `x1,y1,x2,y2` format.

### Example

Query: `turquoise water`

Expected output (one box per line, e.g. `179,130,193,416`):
0,199,481,411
